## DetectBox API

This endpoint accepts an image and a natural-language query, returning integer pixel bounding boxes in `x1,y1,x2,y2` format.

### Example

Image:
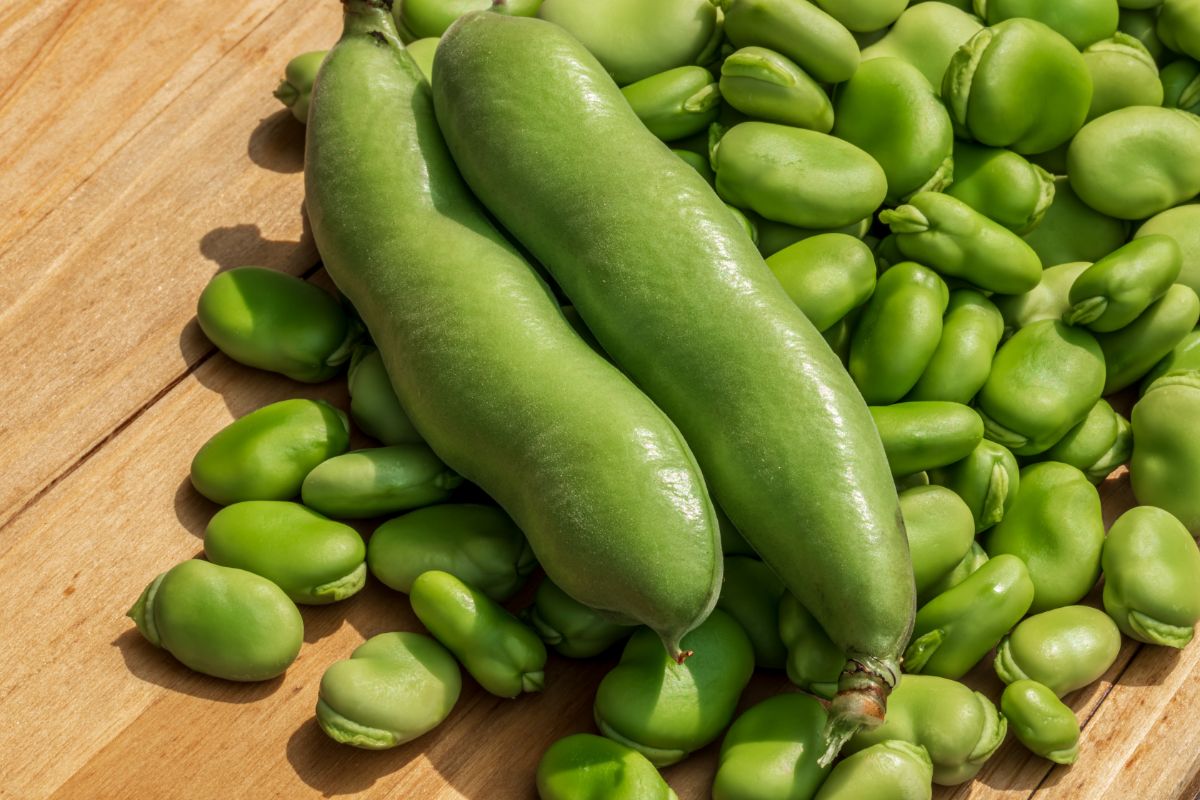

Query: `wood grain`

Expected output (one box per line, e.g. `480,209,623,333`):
1,2,1198,798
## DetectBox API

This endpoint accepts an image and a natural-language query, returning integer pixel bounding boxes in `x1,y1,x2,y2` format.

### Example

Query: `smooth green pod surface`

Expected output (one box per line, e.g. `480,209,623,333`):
872,403,984,478
880,192,1042,295
410,570,546,697
1067,106,1200,220
1140,328,1200,391
861,3,983,89
368,504,534,601
846,674,1007,786
943,19,1093,154
814,740,934,800
300,444,461,518
943,142,1056,234
929,440,1020,533
434,12,914,752
536,734,678,800
900,485,978,599
717,556,787,668
719,0,860,84
719,47,833,132
976,320,1106,456
308,3,723,661
1082,33,1164,120
274,51,326,123
831,58,954,203
713,693,831,800
1102,505,1200,647
905,555,1036,679
622,66,721,142
812,0,909,31
346,345,422,445
316,631,460,749
204,501,366,604
984,462,1105,614
921,542,990,604
994,262,1092,335
1023,179,1130,267
779,593,845,699
406,37,438,81
537,0,718,86
1040,399,1122,477
713,122,888,229
399,0,540,39
127,560,302,681
1130,374,1200,533
594,610,755,766
1066,235,1182,331
849,262,949,405
1096,283,1200,393
1159,0,1200,59
764,234,876,332
1001,680,1081,765
907,290,1005,404
996,606,1122,696
1136,205,1200,297
977,0,1119,48
526,579,634,658
190,398,350,505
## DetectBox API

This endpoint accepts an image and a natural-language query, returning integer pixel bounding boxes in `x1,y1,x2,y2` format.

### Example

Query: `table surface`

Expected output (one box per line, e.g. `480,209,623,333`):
2,2,1199,798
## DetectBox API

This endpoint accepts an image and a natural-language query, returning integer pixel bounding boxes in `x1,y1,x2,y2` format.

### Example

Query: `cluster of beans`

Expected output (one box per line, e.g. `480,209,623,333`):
126,0,1200,798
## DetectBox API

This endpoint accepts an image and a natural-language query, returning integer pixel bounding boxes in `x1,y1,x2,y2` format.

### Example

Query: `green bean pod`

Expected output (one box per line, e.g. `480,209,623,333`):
1102,506,1200,647
525,579,634,658
849,262,949,405
861,3,982,88
719,47,833,132
1022,178,1130,267
406,37,438,81
1096,283,1200,393
307,2,722,660
204,501,366,604
929,440,1020,533
1068,107,1200,220
976,320,1106,456
814,740,934,800
316,632,460,749
765,234,876,332
871,402,984,478
905,555,1036,679
717,556,787,668
994,262,1091,335
779,593,846,699
713,122,888,229
127,560,302,681
536,734,678,800
410,570,547,697
434,11,914,755
880,192,1042,295
718,0,859,84
190,398,350,505
943,142,1055,234
594,610,755,766
368,504,535,601
1082,33,1164,121
1001,680,1081,765
1066,236,1183,331
1040,399,1122,477
943,19,1093,154
1132,373,1200,533
346,345,422,445
900,485,978,599
908,291,1005,404
831,58,954,204
995,605,1122,696
622,66,721,142
845,674,1007,786
713,694,831,800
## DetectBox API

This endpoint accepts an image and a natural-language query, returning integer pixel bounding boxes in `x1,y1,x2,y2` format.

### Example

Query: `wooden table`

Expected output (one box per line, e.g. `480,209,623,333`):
2,2,1198,797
